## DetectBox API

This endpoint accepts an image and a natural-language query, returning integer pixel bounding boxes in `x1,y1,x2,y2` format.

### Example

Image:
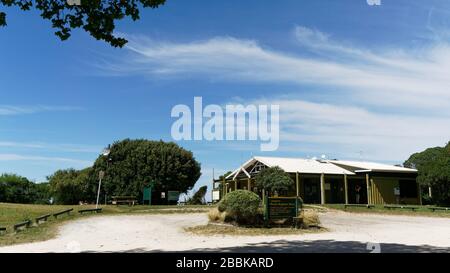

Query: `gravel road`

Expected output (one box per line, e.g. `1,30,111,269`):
1,210,449,253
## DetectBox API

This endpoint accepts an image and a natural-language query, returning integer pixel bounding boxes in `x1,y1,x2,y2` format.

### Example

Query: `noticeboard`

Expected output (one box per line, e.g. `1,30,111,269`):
212,190,220,201
168,191,180,201
143,187,152,204
265,197,301,222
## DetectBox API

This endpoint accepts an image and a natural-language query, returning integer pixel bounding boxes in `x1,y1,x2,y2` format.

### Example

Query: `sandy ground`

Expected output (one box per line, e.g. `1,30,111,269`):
0,211,449,253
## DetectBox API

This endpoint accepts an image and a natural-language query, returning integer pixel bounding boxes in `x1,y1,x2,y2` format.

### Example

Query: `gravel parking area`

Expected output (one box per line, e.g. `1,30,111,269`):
1,211,449,253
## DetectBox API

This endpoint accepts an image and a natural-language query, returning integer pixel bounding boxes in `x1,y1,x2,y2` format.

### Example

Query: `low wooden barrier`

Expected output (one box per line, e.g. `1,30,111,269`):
53,208,73,219
13,220,32,232
35,214,51,224
78,208,103,214
344,204,375,209
428,207,450,212
384,205,419,211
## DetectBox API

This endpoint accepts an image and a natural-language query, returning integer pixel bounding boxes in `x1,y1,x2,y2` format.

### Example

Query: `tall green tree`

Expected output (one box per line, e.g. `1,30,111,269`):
0,173,34,203
48,167,93,204
33,182,51,204
255,166,294,195
0,174,50,204
0,0,166,47
404,142,450,206
188,185,207,205
91,139,201,203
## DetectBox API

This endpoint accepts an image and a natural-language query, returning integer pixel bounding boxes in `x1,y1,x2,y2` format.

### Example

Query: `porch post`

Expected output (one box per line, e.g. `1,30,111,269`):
417,182,422,205
296,172,300,198
320,173,325,205
366,173,371,205
344,174,349,205
247,178,251,191
262,188,265,207
234,179,237,191
222,177,226,198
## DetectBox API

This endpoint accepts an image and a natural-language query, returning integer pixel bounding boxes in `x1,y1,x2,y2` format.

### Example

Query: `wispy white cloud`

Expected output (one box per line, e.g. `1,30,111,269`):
0,141,102,153
102,30,450,111
247,97,450,162
0,105,83,116
0,141,45,149
102,27,450,162
0,153,91,165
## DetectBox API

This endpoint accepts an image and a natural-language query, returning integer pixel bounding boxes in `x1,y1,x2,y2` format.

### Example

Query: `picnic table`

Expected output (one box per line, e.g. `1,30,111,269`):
111,196,138,206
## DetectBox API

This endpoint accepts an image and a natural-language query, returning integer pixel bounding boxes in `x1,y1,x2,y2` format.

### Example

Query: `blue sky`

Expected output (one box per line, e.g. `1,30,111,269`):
1,0,450,198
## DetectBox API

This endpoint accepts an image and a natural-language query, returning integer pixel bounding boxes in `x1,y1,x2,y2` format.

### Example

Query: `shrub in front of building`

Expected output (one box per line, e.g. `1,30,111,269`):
217,190,261,225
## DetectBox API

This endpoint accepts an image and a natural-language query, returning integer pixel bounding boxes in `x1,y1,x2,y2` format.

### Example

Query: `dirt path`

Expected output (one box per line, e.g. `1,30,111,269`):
0,211,449,253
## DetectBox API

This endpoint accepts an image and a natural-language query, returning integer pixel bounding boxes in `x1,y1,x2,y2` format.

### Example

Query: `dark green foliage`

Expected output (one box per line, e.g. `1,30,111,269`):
0,174,51,204
0,0,166,47
188,185,207,205
404,142,450,206
218,171,232,180
255,166,294,195
218,190,261,224
32,182,52,204
90,139,201,203
48,167,93,204
0,11,5,26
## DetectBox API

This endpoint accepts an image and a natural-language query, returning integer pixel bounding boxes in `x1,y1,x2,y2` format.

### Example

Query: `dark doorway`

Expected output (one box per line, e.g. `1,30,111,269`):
327,178,345,204
348,178,367,204
303,177,321,204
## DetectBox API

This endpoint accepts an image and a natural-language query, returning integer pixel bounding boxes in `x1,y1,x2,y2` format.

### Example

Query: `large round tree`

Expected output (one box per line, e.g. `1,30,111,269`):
404,142,450,206
90,139,201,202
255,166,294,196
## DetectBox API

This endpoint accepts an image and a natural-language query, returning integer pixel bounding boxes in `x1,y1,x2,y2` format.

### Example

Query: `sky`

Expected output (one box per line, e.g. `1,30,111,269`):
1,0,450,199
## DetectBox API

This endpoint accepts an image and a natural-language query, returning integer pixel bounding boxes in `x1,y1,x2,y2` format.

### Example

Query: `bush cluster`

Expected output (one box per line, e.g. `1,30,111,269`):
217,190,261,224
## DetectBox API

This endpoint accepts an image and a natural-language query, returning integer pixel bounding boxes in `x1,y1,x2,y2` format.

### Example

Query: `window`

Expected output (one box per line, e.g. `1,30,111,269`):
399,180,418,198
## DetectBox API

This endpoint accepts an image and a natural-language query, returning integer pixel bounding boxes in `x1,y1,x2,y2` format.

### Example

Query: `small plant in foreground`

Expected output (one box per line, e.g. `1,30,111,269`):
217,190,261,225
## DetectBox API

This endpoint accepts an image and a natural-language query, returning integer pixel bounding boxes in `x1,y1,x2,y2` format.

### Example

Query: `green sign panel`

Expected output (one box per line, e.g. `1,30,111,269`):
168,191,180,201
265,197,302,222
143,187,152,204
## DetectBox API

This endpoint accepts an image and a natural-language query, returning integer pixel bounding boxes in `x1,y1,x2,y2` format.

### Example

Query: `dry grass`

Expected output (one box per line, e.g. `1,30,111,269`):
196,208,324,237
185,223,325,236
300,209,321,228
208,208,225,222
323,204,450,218
0,203,210,246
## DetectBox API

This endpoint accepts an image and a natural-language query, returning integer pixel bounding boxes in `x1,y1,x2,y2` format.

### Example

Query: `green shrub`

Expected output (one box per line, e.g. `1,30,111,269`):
218,190,261,224
255,166,294,195
217,199,227,212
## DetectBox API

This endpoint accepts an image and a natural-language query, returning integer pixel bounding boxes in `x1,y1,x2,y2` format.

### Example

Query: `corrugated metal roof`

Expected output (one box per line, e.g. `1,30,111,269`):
226,156,354,179
225,156,417,179
328,160,417,173
255,156,355,175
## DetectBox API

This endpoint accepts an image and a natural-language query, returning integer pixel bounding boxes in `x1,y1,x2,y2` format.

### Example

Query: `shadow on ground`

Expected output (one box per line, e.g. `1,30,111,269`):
94,240,450,253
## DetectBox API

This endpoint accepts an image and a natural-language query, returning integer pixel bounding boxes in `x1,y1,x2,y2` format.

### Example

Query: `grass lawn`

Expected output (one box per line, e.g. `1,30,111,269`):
0,203,210,246
322,204,450,218
185,223,325,236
